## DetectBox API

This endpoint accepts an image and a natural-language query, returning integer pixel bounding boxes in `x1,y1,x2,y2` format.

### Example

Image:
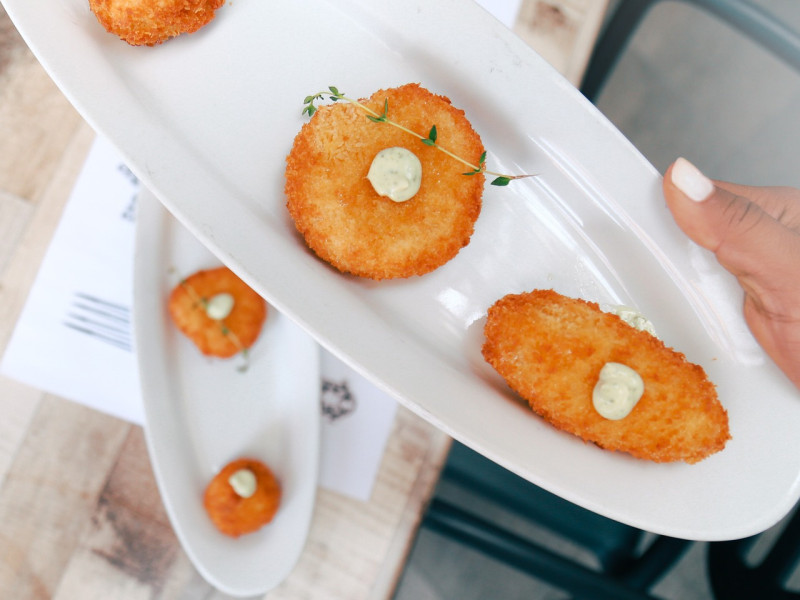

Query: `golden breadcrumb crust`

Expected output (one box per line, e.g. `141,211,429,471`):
88,0,224,46
203,458,281,537
482,289,730,463
285,83,485,280
168,266,266,358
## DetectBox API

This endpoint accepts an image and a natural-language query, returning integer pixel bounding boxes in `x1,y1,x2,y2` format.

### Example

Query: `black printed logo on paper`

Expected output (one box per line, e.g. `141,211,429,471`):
320,378,357,422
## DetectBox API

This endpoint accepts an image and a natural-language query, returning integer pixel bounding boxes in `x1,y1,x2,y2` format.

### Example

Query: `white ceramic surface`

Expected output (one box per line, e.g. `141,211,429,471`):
133,189,320,596
5,0,800,540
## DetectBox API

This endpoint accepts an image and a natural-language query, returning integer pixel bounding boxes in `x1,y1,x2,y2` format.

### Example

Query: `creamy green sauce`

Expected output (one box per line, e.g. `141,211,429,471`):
205,292,235,320
367,147,422,202
593,362,645,420
228,468,257,498
605,304,657,337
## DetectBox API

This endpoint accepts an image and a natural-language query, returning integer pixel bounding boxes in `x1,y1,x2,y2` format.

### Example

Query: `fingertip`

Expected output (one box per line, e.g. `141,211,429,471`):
669,157,714,202
662,158,718,251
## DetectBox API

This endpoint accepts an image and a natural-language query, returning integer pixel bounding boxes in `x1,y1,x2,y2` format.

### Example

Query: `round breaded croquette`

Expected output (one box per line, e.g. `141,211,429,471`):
482,290,730,464
168,266,267,358
88,0,225,46
203,458,281,537
285,83,485,280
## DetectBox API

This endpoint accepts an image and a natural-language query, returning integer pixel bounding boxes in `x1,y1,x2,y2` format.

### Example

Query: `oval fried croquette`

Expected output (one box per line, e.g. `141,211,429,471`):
285,83,485,280
88,0,224,46
168,266,267,358
482,289,730,463
203,458,281,537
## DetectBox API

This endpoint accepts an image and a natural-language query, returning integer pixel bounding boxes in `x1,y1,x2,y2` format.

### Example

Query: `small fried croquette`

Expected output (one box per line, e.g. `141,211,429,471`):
482,290,730,463
204,458,281,537
285,83,485,280
88,0,224,46
168,266,266,358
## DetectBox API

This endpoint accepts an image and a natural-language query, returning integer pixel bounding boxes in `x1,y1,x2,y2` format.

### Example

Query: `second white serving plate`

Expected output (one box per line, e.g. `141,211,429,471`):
134,189,320,596
6,0,800,540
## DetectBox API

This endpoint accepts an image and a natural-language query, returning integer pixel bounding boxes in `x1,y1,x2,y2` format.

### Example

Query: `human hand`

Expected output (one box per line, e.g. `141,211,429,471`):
663,157,800,390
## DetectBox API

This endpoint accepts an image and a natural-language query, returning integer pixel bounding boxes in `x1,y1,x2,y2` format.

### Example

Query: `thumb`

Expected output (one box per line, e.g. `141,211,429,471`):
663,157,796,285
664,157,800,389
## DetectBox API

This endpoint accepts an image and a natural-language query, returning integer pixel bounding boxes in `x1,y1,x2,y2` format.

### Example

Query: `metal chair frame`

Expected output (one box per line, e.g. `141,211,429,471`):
410,442,691,600
580,0,800,101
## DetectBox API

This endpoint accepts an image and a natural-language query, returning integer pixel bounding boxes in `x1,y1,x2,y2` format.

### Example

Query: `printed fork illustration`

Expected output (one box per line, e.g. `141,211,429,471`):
63,292,132,352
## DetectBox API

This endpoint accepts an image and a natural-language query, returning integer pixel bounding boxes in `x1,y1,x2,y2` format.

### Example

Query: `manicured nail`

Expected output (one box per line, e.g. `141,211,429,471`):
671,157,714,202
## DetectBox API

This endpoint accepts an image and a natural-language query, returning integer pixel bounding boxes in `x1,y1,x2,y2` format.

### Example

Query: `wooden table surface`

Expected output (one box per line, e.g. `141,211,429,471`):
0,2,607,598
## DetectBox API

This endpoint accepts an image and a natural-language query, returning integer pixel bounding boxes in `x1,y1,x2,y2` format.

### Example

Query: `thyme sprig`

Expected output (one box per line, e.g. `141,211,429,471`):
302,87,533,187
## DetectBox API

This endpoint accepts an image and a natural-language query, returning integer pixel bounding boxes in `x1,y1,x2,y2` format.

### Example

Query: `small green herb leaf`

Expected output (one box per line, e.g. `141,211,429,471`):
428,125,437,143
491,176,511,186
421,125,438,147
462,166,482,176
367,99,389,123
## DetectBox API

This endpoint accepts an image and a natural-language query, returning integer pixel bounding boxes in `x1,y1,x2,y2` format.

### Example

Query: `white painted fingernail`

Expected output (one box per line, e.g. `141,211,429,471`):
671,157,714,202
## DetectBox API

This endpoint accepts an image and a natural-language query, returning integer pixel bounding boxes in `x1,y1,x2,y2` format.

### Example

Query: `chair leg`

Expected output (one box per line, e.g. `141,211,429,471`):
619,536,693,590
580,0,658,102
